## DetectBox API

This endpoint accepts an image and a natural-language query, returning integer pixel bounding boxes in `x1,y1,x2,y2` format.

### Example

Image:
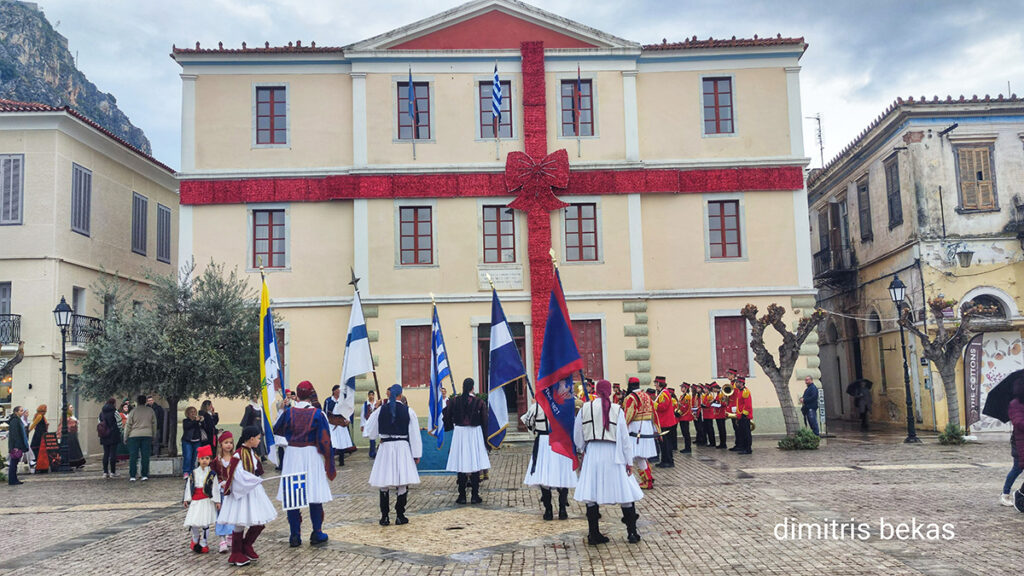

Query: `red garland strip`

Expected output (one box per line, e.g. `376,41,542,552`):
179,166,804,206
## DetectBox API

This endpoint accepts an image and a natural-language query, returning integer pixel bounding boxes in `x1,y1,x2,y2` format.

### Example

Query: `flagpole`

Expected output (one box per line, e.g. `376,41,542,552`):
350,267,381,400
409,65,417,162
494,60,500,162
576,62,582,159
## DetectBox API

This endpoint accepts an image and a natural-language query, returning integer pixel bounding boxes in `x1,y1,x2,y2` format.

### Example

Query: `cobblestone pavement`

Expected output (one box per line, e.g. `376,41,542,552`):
1,426,1020,575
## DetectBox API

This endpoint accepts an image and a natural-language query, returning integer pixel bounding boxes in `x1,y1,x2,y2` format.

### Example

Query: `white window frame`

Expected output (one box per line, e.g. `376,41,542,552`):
559,196,604,265
71,163,92,237
394,199,438,268
708,309,756,379
555,73,599,140
477,197,523,267
246,203,291,272
252,83,291,149
392,75,436,144
473,75,517,142
0,154,24,225
699,73,738,138
702,192,748,262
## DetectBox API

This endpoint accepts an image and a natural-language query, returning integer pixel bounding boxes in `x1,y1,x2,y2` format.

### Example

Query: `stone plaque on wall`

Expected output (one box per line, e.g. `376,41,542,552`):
478,267,523,291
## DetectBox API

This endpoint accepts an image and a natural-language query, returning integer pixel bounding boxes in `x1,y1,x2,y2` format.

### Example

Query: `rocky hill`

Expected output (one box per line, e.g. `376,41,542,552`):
0,0,151,153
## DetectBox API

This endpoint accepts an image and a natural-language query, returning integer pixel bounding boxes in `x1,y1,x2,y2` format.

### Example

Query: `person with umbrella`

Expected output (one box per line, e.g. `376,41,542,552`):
847,379,873,431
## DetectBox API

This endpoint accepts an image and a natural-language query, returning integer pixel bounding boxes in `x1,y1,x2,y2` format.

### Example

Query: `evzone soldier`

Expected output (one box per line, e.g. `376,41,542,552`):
622,377,658,489
363,384,422,526
522,400,576,520
676,382,694,454
324,384,354,467
701,383,717,447
728,375,754,454
653,377,676,468
710,383,728,449
573,380,643,545
272,380,336,547
444,378,490,504
692,383,707,446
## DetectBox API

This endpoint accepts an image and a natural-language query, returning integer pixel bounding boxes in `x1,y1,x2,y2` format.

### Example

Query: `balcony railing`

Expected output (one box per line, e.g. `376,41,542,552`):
0,314,20,345
813,246,856,279
70,314,103,346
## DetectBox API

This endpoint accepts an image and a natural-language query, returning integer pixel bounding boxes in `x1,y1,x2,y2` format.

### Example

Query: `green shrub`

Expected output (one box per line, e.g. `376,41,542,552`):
777,427,821,450
938,422,966,445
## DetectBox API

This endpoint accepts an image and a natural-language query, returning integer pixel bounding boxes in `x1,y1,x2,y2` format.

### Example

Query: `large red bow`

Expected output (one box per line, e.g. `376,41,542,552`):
505,149,570,212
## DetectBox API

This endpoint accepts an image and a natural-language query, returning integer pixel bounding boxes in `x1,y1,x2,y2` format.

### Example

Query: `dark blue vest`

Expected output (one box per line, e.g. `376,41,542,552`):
379,401,410,436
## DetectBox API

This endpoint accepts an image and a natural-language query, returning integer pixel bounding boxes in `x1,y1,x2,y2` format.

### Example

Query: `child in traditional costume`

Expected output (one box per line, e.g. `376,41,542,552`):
183,444,221,553
219,426,277,567
210,431,236,553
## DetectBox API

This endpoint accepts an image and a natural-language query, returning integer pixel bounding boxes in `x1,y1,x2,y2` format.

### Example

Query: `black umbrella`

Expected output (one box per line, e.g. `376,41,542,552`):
846,378,872,396
982,369,1024,423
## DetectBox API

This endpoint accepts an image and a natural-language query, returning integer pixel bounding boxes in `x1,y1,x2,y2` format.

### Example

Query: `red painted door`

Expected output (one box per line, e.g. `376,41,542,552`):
571,319,604,380
715,316,749,377
401,325,431,388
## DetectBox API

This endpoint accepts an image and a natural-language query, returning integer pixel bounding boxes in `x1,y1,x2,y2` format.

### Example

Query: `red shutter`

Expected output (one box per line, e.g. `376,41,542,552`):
571,319,604,380
401,325,431,388
715,316,748,377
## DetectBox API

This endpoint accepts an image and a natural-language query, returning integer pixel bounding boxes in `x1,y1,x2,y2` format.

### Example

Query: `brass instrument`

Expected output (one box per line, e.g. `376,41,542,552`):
750,421,757,431
722,384,735,397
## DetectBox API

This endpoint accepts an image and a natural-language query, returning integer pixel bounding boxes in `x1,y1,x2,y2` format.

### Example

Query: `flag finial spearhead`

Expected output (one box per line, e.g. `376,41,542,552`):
549,248,558,269
486,273,495,290
430,292,436,306
348,267,361,291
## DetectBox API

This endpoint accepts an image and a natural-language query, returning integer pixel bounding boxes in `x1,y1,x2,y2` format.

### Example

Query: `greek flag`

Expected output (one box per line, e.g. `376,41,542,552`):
281,473,308,511
407,67,417,138
491,63,502,130
487,289,527,449
428,304,452,448
338,292,374,419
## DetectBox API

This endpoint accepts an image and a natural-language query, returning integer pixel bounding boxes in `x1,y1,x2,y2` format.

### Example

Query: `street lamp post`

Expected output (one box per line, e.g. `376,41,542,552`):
53,296,74,472
888,275,921,444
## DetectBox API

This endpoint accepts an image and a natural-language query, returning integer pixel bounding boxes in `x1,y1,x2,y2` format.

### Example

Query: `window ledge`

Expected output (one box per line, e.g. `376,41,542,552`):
560,259,604,266
888,220,904,230
246,266,291,273
394,138,437,144
252,143,291,150
395,263,440,269
132,249,147,257
556,134,599,141
701,132,738,138
706,256,749,263
955,207,1000,214
473,137,518,143
860,234,874,243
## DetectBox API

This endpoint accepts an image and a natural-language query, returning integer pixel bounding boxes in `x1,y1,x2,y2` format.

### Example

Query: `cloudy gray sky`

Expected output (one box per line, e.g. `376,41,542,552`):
35,0,1024,171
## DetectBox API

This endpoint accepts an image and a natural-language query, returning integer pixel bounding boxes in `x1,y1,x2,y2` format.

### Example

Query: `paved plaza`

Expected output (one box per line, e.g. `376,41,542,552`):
1,425,1021,575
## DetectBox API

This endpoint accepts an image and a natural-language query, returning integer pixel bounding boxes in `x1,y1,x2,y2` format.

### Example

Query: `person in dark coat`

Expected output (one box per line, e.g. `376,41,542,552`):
99,399,121,477
147,396,166,457
181,406,204,479
199,400,219,453
1001,382,1024,506
239,395,268,458
7,406,29,485
800,377,821,436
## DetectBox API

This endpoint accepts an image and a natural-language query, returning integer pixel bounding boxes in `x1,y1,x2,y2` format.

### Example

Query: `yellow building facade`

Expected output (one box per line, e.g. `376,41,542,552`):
0,100,179,453
808,96,1024,433
175,0,815,434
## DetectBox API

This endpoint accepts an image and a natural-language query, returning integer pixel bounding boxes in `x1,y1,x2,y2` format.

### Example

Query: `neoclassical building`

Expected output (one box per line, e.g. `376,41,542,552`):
173,0,815,433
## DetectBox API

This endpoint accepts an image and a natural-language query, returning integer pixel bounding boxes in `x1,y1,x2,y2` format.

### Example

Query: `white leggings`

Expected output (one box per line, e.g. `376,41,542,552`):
190,526,208,545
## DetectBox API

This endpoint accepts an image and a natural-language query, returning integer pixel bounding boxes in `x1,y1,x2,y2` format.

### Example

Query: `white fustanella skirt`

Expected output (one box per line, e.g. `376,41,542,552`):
573,441,644,505
445,426,491,474
523,433,577,489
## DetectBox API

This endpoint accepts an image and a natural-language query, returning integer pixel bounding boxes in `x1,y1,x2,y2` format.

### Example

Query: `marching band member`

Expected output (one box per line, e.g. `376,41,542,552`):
364,384,422,526
444,378,490,504
676,382,694,454
710,383,728,449
622,377,658,489
653,377,676,468
726,369,740,438
324,384,355,467
733,376,754,454
700,383,716,447
219,426,277,567
573,379,643,545
692,384,706,446
522,400,576,520
612,382,624,405
273,380,336,547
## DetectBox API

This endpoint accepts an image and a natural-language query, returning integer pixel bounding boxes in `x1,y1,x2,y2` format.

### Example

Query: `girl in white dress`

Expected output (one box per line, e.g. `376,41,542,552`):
183,444,220,553
218,426,277,567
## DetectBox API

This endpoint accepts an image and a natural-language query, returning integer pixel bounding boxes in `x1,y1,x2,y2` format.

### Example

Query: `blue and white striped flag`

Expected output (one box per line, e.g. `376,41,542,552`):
487,289,527,449
407,67,417,138
338,291,374,419
281,472,308,511
491,63,502,134
428,304,453,448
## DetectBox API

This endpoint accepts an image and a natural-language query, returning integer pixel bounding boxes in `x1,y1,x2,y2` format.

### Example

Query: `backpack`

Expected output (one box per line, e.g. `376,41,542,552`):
97,420,109,438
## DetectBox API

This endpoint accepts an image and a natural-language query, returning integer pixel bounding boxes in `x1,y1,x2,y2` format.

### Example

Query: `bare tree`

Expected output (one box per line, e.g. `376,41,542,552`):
741,304,826,435
899,296,988,428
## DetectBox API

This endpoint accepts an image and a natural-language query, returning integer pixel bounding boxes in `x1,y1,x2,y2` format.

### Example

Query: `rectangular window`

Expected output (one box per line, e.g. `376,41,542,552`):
817,209,830,252
708,200,742,258
956,145,997,211
398,82,431,140
564,203,598,262
399,206,433,265
131,193,147,256
560,79,593,137
885,159,903,227
702,77,734,135
103,294,114,319
857,177,872,242
714,316,749,377
0,154,24,225
479,80,512,139
72,286,86,315
482,205,515,263
571,319,604,379
71,163,91,236
253,209,286,268
256,87,287,145
401,325,431,388
0,282,10,315
157,203,171,263
878,337,888,394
